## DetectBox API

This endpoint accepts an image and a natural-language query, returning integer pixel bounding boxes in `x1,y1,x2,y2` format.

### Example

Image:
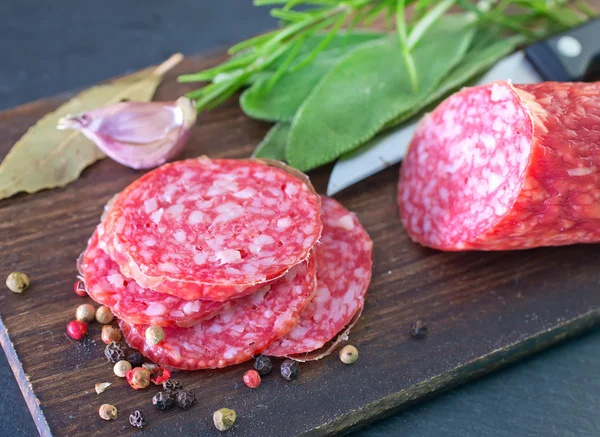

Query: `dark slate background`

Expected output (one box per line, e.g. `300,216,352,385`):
1,1,599,435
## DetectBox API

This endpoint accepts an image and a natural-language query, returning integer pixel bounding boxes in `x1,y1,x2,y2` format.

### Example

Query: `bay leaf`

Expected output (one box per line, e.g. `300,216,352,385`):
286,14,475,172
240,31,386,122
252,123,290,161
0,54,182,200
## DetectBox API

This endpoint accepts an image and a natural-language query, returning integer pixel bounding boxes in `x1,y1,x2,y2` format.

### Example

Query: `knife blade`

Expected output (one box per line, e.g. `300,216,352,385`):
327,18,600,196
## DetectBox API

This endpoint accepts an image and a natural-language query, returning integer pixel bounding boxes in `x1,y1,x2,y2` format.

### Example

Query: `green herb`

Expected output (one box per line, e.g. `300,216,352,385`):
178,0,594,170
252,123,291,160
241,32,386,122
286,14,475,171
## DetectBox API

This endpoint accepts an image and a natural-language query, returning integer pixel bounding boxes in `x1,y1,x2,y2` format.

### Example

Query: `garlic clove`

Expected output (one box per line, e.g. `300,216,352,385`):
57,97,196,170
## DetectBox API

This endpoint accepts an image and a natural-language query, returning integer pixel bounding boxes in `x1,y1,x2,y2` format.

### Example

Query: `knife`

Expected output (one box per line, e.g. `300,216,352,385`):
327,18,600,196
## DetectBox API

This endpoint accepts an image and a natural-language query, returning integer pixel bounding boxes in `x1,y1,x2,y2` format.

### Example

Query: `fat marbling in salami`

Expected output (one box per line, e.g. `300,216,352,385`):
264,197,373,358
399,81,600,250
79,230,234,327
119,254,317,369
102,157,322,301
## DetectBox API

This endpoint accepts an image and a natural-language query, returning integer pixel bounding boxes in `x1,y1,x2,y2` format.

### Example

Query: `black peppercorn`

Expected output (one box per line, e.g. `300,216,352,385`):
175,390,196,410
129,410,146,429
105,342,127,363
163,379,184,393
410,320,428,339
280,359,299,381
152,391,175,411
127,351,145,368
254,354,273,376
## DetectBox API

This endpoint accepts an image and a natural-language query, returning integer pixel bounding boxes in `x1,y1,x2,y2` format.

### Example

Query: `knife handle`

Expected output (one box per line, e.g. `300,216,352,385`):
525,18,600,82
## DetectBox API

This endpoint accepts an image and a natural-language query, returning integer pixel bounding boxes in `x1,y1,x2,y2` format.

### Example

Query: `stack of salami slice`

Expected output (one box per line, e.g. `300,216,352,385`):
78,157,373,370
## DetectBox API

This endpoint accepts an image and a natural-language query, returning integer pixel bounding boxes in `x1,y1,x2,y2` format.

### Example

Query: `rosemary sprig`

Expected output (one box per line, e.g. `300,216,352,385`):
179,0,594,114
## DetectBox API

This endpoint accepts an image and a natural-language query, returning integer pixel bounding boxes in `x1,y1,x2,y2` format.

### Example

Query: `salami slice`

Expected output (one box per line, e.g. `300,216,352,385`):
119,254,317,369
399,81,600,251
79,230,234,327
102,157,321,301
264,197,373,358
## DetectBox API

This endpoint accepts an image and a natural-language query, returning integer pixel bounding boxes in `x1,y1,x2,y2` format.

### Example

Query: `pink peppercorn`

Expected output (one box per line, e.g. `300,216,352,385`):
243,369,261,389
66,320,87,340
73,280,87,297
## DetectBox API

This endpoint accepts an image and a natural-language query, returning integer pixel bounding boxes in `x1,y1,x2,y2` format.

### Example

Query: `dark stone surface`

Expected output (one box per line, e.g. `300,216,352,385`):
0,1,598,436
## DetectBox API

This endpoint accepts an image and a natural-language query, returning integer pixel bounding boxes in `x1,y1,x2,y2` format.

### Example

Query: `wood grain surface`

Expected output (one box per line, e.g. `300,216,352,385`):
2,46,600,437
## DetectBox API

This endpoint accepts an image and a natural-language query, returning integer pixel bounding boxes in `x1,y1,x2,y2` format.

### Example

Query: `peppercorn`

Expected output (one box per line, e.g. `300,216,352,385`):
339,345,359,365
253,354,273,376
163,379,183,393
76,304,96,323
95,382,111,394
74,279,87,297
99,404,118,421
410,320,428,339
152,391,175,411
129,410,146,429
6,272,29,294
175,390,196,410
104,342,127,363
126,351,144,368
213,408,236,432
96,306,114,324
243,369,261,388
126,367,151,390
100,325,121,344
113,360,132,378
280,359,299,381
66,320,88,340
145,325,165,345
150,367,171,385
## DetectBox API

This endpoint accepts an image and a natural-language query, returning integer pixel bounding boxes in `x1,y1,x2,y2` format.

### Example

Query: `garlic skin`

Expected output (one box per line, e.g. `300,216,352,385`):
57,97,196,169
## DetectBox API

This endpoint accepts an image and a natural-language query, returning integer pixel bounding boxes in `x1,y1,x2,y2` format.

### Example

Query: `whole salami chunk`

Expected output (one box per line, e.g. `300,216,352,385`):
399,81,600,251
264,197,373,359
119,254,316,370
78,230,234,327
102,157,322,301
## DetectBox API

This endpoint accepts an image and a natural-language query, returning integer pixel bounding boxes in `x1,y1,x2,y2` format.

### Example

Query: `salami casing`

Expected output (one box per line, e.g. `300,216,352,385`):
102,157,322,301
119,254,317,369
399,81,600,251
264,197,373,358
79,231,234,327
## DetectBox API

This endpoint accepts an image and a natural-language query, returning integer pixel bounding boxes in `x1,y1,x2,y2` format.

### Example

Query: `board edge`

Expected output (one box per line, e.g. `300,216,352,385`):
0,314,54,437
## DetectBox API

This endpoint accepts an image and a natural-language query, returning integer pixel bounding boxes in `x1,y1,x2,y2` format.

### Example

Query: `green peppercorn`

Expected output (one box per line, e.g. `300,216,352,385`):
339,345,359,365
213,408,236,431
145,325,165,345
5,272,29,294
113,360,132,378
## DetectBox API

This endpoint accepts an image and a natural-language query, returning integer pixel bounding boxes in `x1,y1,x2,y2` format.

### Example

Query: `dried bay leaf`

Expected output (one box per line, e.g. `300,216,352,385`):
286,14,475,172
0,54,183,200
240,32,386,123
252,123,290,161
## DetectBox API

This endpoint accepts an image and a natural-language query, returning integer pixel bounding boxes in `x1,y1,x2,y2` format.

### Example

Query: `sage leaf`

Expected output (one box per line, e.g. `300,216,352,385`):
0,54,181,200
252,123,290,161
286,14,475,172
383,32,526,129
241,31,386,122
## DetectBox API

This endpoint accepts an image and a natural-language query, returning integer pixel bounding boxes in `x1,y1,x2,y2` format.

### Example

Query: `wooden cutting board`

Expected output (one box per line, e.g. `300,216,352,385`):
2,51,600,437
